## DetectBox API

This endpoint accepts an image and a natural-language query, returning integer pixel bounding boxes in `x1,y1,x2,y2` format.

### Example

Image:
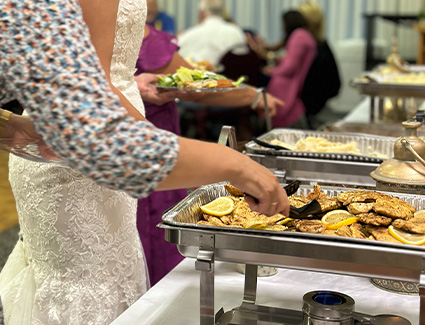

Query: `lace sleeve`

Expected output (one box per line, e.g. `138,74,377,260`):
0,0,179,198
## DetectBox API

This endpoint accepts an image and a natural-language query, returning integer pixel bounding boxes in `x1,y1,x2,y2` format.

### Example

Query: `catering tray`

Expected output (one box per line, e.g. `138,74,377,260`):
162,182,425,252
244,129,394,163
351,76,425,98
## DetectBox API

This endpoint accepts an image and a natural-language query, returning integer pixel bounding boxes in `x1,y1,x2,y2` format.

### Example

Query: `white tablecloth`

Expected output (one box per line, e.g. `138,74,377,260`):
111,258,419,325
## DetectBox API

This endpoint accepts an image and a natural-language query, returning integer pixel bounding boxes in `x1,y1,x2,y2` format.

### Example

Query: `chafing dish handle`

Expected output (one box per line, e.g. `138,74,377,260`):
218,125,237,150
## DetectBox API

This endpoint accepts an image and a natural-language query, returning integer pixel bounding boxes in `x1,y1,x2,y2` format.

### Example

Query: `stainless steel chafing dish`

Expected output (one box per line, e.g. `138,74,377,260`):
159,182,425,325
244,129,395,187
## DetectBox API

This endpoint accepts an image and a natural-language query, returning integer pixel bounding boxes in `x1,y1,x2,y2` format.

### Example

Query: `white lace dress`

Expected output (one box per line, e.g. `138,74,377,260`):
0,1,149,324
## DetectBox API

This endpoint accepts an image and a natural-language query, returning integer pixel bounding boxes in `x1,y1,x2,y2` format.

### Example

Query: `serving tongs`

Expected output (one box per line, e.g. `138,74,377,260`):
251,137,292,151
289,199,322,219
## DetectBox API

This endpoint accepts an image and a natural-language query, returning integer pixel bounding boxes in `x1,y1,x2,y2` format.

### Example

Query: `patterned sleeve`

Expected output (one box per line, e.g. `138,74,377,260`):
0,0,179,198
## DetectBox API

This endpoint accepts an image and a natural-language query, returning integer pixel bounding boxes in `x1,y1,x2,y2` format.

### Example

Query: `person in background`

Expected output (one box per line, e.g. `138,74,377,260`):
254,10,317,129
297,0,341,129
135,24,284,285
146,0,176,34
177,0,246,67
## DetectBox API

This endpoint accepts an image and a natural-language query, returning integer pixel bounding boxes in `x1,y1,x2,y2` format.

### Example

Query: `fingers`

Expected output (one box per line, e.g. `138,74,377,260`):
244,185,289,217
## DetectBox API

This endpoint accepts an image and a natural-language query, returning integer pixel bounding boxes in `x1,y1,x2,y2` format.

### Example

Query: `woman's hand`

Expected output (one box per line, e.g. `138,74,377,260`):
0,110,61,161
135,73,183,106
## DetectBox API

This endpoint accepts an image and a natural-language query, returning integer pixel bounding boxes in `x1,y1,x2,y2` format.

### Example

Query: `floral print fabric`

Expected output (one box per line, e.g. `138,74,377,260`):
0,0,179,198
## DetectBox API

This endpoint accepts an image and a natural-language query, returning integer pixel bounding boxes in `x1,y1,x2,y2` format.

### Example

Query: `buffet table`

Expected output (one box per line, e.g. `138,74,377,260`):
111,258,419,325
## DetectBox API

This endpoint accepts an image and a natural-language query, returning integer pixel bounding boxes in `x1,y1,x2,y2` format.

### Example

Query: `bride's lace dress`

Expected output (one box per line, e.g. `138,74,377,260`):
0,1,148,324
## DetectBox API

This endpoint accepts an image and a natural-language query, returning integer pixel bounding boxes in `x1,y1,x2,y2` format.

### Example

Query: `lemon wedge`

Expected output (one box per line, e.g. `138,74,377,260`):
277,217,293,225
321,210,357,230
388,225,425,245
200,196,235,216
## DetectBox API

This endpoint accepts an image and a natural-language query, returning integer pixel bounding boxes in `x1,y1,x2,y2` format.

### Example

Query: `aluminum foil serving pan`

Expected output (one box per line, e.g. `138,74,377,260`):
244,128,395,163
162,182,425,251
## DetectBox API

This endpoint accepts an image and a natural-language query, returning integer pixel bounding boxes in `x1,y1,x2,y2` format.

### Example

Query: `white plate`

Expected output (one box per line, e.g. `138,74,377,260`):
0,138,64,164
155,83,246,93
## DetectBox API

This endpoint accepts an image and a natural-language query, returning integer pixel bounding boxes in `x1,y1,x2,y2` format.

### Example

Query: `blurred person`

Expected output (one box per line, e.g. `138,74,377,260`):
0,0,290,324
262,10,317,128
135,24,284,285
146,0,176,34
177,0,246,66
297,0,341,128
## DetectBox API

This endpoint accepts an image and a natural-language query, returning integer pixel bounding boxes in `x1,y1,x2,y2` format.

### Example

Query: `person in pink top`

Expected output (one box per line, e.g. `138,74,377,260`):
265,10,317,128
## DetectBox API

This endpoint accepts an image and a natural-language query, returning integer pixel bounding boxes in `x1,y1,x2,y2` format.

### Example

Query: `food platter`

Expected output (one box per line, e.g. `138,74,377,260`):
245,128,394,163
0,138,64,164
155,83,246,93
162,182,425,251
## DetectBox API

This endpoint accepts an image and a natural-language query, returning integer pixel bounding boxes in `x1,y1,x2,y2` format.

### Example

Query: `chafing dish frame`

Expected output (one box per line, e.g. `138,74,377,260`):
159,183,425,325
351,78,425,123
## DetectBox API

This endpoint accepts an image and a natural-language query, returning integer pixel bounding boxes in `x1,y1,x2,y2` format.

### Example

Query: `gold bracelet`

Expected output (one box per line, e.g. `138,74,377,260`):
0,109,12,137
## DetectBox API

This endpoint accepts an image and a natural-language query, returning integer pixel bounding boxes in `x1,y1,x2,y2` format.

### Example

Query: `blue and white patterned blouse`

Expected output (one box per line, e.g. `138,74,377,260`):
0,0,179,198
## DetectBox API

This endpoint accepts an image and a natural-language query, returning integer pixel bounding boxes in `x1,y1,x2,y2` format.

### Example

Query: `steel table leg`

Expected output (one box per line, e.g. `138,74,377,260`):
195,234,215,325
370,96,375,123
420,258,425,325
243,264,259,305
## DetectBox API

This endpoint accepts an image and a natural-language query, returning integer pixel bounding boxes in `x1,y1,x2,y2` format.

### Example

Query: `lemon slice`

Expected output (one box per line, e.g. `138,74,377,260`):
388,225,425,245
277,217,293,225
200,196,235,216
321,210,357,230
247,223,267,229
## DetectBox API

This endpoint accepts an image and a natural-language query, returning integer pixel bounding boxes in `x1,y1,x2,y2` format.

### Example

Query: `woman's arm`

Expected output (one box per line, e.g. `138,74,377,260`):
157,136,289,216
0,0,289,216
79,0,146,121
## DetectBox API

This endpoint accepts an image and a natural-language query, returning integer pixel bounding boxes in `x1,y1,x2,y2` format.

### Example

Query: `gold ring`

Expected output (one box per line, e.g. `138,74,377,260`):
271,202,278,206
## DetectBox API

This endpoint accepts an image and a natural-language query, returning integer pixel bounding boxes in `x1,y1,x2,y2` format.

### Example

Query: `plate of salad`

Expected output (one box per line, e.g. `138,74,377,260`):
155,67,246,92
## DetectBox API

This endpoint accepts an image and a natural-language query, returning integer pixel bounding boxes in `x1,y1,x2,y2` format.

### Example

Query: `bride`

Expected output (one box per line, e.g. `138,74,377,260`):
0,0,153,324
0,0,290,323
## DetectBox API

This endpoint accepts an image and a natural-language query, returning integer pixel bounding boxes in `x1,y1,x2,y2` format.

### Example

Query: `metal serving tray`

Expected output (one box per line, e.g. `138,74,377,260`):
162,182,425,252
351,78,425,98
244,129,395,164
160,182,425,324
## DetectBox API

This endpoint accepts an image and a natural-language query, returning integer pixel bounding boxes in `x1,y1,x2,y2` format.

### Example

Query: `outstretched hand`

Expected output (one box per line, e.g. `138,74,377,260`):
135,73,183,106
1,112,60,161
254,92,284,118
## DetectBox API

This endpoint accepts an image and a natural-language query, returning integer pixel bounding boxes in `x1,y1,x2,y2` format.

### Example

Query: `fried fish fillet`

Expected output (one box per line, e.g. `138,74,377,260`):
373,197,415,220
350,223,369,239
347,202,374,214
335,225,352,237
392,217,425,234
295,220,327,233
204,215,226,227
289,195,311,208
356,212,393,226
263,224,288,231
306,184,328,201
337,190,393,205
224,184,245,197
317,197,342,212
369,227,403,244
335,223,368,239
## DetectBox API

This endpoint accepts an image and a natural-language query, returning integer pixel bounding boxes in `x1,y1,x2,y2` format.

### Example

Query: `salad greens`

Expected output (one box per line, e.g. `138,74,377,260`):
157,67,245,88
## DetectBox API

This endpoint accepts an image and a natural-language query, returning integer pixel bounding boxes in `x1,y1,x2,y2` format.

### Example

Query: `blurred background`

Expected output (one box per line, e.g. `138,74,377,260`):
158,0,422,114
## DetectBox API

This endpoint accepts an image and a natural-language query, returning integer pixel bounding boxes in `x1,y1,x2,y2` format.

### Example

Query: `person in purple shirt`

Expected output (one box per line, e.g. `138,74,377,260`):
248,10,317,129
135,24,286,285
267,10,317,128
